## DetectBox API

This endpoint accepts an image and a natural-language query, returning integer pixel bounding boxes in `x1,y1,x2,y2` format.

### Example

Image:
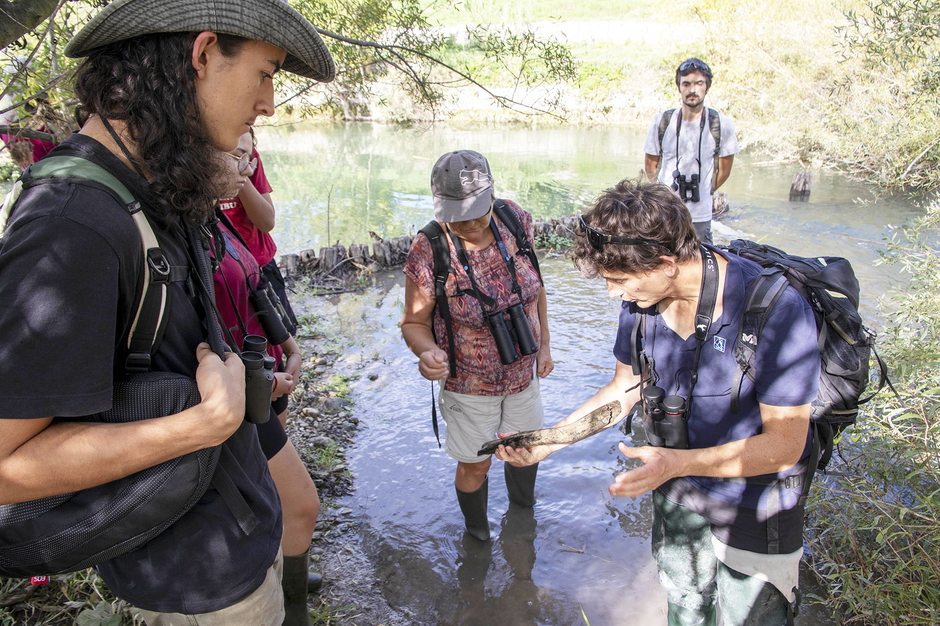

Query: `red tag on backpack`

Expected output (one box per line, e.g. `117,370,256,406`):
30,576,49,585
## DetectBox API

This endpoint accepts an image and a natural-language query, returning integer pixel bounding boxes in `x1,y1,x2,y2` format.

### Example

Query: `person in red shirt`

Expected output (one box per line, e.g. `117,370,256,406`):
216,148,322,625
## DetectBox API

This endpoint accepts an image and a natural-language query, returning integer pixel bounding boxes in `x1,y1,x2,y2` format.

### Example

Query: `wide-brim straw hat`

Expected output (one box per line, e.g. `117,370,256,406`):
64,0,335,82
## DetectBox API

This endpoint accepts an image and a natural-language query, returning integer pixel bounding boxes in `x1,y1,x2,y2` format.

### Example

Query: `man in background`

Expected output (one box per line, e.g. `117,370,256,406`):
644,58,739,244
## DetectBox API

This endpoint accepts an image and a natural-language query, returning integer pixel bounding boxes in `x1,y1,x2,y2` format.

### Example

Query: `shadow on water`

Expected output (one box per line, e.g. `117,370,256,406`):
269,122,920,624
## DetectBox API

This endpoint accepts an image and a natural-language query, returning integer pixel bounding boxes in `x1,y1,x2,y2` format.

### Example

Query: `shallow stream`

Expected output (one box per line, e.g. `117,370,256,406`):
266,123,922,625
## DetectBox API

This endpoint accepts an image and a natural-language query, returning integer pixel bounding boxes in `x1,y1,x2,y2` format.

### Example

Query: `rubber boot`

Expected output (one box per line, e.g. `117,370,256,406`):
504,462,539,507
281,553,311,626
456,476,491,541
307,571,322,593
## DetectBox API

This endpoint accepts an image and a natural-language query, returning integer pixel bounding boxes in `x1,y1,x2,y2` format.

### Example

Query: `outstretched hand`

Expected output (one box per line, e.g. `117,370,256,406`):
494,431,554,467
608,442,678,498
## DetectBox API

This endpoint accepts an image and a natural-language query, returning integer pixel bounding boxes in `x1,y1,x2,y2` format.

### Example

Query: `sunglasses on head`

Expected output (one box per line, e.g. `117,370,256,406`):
578,216,671,253
679,59,711,74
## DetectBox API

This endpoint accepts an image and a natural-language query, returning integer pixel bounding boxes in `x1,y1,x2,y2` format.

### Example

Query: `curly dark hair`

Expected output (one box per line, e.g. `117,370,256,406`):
73,32,249,228
571,179,699,277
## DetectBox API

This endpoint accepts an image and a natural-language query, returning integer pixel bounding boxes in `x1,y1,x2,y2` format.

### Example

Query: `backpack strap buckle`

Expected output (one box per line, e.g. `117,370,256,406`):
124,352,152,373
147,248,171,284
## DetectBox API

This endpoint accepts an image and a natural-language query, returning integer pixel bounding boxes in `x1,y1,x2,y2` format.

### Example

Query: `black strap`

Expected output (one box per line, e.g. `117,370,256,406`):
685,246,720,407
99,116,148,181
211,446,260,536
418,222,458,380
674,108,708,187
187,226,228,359
493,200,542,285
430,381,441,448
730,269,789,414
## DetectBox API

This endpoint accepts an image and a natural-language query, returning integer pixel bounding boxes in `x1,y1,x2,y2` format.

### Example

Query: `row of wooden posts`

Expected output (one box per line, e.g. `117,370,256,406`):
279,214,581,280
282,173,812,281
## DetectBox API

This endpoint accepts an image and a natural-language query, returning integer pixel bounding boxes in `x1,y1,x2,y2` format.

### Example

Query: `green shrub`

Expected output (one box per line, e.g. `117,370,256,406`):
804,198,940,625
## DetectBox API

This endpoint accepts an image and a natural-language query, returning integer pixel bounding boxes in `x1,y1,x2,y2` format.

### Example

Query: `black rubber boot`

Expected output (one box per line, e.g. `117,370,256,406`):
307,571,322,593
504,462,539,507
456,476,491,541
281,553,311,626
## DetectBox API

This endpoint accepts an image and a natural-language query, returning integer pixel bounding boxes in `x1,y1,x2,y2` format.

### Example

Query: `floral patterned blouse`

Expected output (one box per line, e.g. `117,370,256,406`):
404,199,542,396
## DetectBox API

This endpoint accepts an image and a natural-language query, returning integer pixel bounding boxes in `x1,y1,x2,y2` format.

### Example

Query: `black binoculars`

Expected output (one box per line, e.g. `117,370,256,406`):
641,385,690,449
242,334,274,424
487,302,539,365
249,281,293,346
672,171,701,203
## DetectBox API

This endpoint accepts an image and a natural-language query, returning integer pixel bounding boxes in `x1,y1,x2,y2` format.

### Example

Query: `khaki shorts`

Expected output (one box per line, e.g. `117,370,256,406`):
439,372,544,463
135,548,284,626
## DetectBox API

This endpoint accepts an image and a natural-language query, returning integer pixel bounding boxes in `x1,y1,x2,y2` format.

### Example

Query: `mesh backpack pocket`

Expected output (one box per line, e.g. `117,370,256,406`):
0,372,219,577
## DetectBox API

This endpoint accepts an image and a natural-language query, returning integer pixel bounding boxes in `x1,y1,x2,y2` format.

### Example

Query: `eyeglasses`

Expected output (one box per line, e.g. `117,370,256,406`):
578,216,671,253
678,59,711,75
224,151,258,174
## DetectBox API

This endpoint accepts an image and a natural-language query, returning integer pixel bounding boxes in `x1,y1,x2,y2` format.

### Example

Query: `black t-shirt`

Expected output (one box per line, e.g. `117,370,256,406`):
0,134,282,613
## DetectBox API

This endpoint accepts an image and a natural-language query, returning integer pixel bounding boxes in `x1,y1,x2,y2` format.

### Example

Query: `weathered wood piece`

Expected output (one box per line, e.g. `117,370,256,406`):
372,240,392,267
789,172,812,202
281,253,301,277
712,191,729,218
476,400,622,456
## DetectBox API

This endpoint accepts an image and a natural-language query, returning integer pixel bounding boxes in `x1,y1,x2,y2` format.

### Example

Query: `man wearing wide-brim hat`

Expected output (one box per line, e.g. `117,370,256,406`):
0,1,333,624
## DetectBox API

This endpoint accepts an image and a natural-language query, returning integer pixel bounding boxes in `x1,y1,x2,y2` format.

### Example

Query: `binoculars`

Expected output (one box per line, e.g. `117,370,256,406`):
672,171,701,203
487,302,539,365
249,281,293,346
641,384,690,449
242,334,274,424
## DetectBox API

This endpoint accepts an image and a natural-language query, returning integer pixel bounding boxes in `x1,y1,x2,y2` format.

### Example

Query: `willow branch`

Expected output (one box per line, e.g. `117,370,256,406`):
314,26,564,120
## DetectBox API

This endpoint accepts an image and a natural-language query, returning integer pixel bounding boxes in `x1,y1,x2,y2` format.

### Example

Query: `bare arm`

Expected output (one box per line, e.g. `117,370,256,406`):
237,185,276,233
535,286,553,378
714,154,734,191
644,154,661,183
496,359,642,465
609,402,810,498
0,344,246,505
400,276,448,381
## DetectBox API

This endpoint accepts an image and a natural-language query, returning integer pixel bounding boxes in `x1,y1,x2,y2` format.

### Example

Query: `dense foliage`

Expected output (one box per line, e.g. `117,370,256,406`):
805,199,940,624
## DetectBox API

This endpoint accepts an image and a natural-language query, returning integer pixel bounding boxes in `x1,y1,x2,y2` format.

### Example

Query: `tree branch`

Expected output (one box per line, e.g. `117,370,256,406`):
0,124,54,141
0,0,59,50
314,26,565,120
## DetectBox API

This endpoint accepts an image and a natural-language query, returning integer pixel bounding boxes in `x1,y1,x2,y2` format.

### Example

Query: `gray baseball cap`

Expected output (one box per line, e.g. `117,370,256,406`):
431,150,494,223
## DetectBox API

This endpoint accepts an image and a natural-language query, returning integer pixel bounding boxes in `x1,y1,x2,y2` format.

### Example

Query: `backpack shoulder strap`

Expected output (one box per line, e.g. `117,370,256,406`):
4,156,169,375
708,108,722,188
731,268,789,413
493,199,542,284
708,108,721,158
417,220,457,380
657,109,676,154
630,310,649,377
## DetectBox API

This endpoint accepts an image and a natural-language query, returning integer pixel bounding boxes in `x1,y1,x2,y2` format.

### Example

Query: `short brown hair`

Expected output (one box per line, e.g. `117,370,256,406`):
571,179,699,277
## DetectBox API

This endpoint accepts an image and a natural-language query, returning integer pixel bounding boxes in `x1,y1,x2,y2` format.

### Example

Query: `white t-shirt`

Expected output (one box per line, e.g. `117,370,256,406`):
0,94,18,126
644,108,739,222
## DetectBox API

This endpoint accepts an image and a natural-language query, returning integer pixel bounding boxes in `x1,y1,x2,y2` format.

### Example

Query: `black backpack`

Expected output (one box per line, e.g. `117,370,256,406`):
724,239,895,475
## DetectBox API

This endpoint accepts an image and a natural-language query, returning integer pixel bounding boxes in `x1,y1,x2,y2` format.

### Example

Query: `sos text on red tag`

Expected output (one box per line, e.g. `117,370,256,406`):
30,576,50,585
